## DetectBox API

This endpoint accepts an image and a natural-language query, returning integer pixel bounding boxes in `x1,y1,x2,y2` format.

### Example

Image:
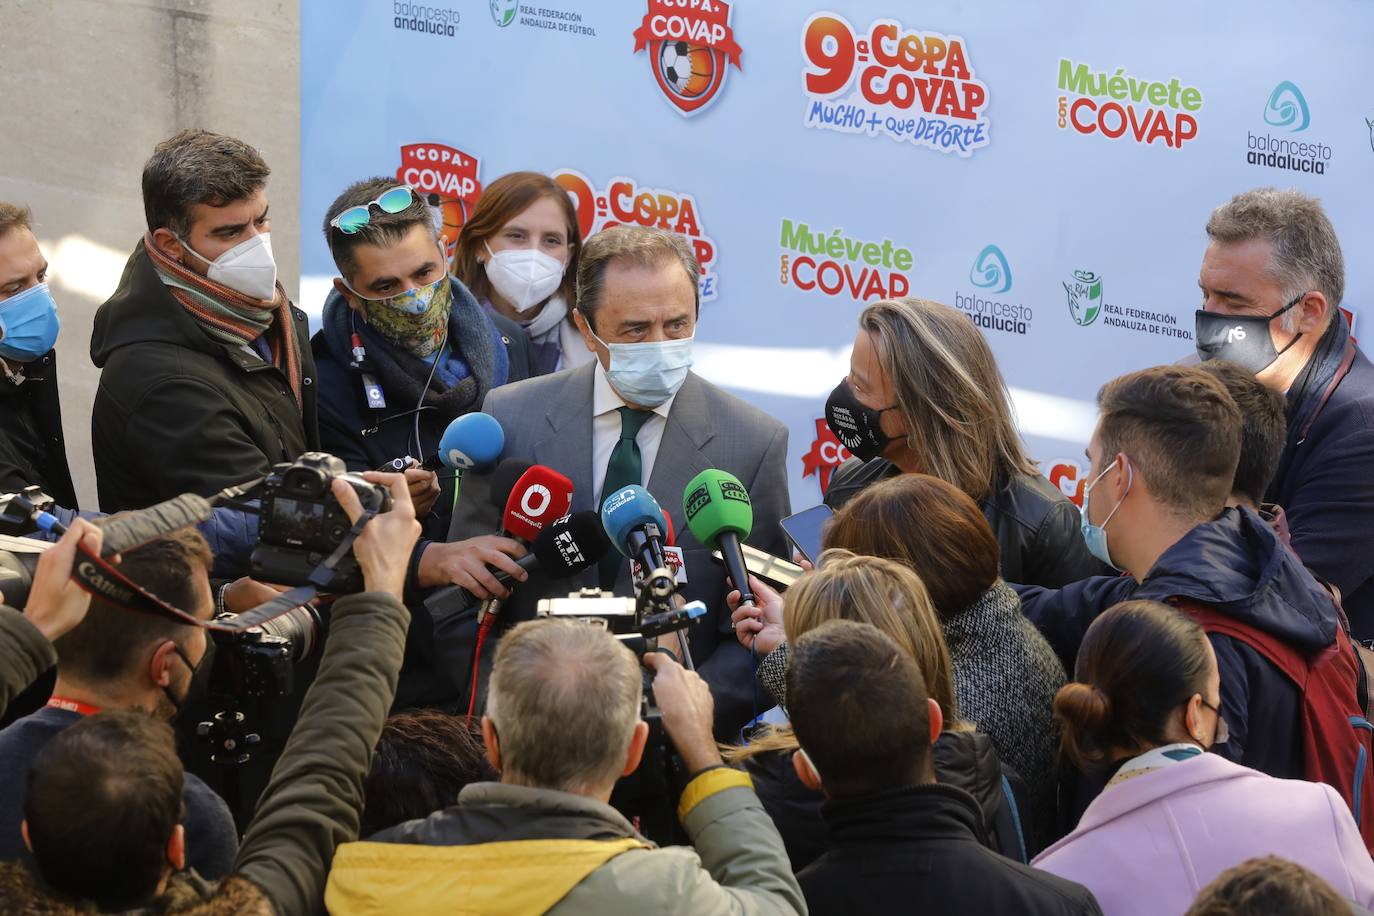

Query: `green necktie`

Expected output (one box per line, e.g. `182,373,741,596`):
599,406,654,590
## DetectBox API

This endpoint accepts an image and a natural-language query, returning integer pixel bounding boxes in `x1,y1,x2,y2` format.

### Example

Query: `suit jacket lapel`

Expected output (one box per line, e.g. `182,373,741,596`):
532,362,597,515
647,372,715,549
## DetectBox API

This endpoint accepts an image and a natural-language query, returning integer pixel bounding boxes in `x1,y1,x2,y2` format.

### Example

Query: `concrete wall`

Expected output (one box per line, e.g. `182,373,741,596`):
0,0,300,507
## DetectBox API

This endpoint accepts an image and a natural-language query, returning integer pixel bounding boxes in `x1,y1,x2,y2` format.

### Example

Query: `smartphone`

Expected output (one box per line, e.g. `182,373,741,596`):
780,504,833,564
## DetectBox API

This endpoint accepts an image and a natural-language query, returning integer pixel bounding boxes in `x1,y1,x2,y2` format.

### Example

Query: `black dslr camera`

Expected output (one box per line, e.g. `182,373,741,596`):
209,603,322,701
251,453,391,593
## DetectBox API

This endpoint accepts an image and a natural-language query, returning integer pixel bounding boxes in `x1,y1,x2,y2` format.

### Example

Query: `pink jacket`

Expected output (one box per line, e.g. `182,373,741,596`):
1033,753,1374,915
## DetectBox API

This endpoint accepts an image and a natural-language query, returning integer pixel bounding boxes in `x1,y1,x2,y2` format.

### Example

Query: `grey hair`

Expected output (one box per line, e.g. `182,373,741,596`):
575,225,699,333
141,129,270,237
486,618,643,795
1205,187,1345,332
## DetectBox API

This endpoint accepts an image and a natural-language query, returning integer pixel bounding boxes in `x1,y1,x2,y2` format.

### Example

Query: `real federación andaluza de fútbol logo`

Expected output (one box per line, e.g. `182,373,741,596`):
1063,269,1191,340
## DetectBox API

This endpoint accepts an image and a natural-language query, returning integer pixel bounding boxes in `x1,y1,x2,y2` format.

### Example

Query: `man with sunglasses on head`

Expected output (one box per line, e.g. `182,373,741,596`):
92,130,317,512
313,177,533,709
1195,188,1374,637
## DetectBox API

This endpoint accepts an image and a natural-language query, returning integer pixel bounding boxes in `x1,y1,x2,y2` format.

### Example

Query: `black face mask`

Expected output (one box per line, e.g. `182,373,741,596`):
825,379,899,462
165,638,215,719
1195,292,1305,373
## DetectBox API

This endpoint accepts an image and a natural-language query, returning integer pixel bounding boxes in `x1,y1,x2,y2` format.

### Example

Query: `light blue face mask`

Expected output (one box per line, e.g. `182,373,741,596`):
587,323,694,407
1081,458,1133,571
0,282,61,363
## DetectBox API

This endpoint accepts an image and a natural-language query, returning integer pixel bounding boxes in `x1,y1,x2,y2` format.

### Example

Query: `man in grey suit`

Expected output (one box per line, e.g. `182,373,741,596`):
445,225,790,737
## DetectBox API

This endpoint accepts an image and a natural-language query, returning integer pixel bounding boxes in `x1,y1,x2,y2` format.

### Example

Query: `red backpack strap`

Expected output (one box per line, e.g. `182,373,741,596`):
1168,597,1308,687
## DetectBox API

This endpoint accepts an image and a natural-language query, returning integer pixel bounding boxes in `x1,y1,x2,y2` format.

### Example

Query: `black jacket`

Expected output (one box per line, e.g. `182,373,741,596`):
825,458,1104,588
1266,314,1374,636
311,280,533,543
90,241,318,511
1017,507,1337,782
312,281,533,711
747,729,1038,872
0,349,77,508
797,783,1102,916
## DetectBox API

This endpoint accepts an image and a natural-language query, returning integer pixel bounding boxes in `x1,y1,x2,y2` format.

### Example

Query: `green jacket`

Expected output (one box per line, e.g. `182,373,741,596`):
0,593,410,916
326,767,807,915
90,241,319,512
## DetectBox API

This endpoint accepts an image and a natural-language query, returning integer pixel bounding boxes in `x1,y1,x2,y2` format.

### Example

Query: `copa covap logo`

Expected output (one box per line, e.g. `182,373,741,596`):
1056,59,1202,149
800,12,990,157
633,0,742,117
554,169,720,301
395,143,481,254
802,418,852,496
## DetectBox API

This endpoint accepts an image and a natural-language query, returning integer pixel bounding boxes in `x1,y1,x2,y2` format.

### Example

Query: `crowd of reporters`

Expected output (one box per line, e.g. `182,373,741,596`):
0,127,1371,914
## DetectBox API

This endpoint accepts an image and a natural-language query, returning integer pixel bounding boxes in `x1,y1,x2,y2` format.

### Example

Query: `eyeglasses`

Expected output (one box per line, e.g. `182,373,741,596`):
1201,698,1230,745
329,186,415,234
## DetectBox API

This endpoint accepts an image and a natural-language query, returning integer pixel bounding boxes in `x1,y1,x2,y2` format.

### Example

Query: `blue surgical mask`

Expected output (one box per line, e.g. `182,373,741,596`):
588,324,694,407
0,282,61,363
1080,458,1133,571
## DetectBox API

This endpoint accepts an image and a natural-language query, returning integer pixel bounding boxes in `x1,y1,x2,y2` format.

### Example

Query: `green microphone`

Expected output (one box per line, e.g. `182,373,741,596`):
683,468,756,606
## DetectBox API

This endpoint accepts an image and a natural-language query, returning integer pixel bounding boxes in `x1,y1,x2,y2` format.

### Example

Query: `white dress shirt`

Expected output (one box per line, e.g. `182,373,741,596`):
591,361,676,507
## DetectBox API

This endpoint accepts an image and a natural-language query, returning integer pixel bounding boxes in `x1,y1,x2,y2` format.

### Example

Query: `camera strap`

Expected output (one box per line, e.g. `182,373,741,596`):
65,510,378,632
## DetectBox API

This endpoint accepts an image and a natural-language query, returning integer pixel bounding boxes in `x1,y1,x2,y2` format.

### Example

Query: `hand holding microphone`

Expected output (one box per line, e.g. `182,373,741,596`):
727,576,785,654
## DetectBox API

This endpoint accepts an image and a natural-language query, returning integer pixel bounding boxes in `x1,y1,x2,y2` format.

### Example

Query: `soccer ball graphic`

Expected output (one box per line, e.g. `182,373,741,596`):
658,41,715,98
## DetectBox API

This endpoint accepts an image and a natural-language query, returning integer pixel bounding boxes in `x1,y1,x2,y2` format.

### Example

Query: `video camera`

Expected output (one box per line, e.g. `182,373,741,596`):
537,588,705,845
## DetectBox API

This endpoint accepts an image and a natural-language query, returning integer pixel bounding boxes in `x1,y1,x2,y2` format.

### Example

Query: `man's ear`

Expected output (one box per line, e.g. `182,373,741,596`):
149,640,178,689
572,307,600,354
622,720,650,778
333,278,367,318
927,698,944,745
166,824,185,873
481,715,501,773
20,820,31,853
151,228,185,261
1295,290,1329,334
792,749,823,792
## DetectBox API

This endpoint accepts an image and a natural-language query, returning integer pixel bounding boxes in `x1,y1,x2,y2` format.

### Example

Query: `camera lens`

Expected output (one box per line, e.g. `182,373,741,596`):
256,604,322,661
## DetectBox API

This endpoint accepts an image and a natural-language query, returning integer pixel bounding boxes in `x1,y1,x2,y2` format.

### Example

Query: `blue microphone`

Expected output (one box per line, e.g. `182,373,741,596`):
600,484,670,579
422,412,504,471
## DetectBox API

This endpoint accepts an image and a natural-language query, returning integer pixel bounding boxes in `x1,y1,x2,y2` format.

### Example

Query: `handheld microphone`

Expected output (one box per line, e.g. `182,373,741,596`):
488,458,534,510
424,511,611,618
600,485,672,586
420,412,504,471
683,469,756,606
662,509,676,547
503,465,575,543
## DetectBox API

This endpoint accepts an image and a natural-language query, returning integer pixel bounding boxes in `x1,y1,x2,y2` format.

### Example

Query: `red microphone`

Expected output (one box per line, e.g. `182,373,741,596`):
502,465,574,543
662,509,676,547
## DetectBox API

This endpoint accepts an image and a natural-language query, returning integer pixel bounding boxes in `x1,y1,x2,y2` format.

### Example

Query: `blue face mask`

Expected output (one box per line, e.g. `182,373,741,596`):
0,283,61,363
1081,458,1133,571
587,323,694,407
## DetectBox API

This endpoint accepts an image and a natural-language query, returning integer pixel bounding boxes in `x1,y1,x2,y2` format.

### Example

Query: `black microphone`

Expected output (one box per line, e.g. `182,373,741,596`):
425,511,611,618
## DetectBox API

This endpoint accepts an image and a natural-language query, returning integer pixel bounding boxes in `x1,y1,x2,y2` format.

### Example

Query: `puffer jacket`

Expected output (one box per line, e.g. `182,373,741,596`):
325,770,805,915
90,241,318,512
1017,506,1340,782
745,728,1037,870
825,458,1104,588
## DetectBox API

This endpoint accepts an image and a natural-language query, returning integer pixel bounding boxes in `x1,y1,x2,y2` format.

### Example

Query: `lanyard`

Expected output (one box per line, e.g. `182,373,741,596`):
46,696,101,716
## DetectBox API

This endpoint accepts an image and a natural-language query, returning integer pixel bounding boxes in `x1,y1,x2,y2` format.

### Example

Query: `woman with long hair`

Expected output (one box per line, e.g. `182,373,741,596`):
821,297,1100,586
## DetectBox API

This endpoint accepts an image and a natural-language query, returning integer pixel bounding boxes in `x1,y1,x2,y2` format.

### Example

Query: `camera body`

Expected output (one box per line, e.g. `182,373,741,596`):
252,453,391,593
209,605,321,701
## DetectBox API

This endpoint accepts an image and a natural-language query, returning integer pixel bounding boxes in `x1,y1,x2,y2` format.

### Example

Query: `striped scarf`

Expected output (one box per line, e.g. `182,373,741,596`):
144,233,302,406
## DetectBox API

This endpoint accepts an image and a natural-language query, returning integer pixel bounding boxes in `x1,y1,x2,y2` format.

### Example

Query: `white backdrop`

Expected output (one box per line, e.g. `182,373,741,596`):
300,0,1374,510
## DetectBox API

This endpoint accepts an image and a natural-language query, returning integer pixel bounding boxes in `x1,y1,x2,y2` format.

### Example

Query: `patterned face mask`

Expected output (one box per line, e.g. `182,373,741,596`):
347,271,452,359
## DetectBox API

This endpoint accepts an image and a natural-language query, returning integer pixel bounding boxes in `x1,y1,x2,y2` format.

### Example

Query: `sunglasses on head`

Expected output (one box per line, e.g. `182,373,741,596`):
329,186,416,235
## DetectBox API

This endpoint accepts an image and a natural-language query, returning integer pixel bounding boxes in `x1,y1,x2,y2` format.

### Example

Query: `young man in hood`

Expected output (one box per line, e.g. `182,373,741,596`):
91,130,317,512
1019,365,1345,782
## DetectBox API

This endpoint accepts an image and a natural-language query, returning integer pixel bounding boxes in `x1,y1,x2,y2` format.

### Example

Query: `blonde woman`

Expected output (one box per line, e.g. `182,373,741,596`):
822,297,1101,587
